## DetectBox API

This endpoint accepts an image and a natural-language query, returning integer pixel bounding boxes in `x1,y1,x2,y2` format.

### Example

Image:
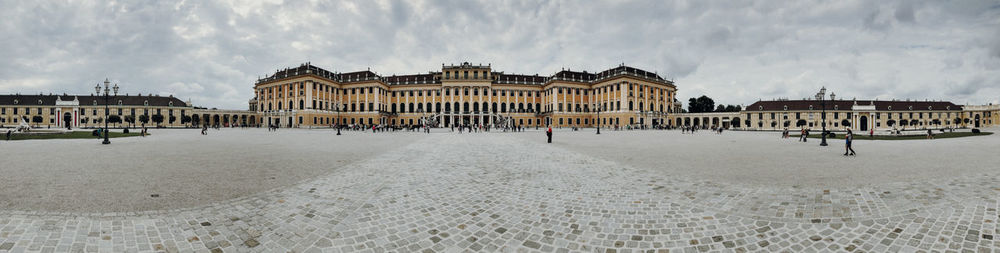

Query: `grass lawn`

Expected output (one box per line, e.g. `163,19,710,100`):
792,131,992,140
4,131,147,141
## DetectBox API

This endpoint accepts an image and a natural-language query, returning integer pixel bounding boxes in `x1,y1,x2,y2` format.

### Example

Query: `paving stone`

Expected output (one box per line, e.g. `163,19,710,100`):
2,130,1000,252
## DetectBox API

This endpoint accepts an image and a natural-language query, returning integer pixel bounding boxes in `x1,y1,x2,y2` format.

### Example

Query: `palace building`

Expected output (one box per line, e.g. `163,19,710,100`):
0,93,192,129
4,62,997,132
673,98,998,132
0,93,256,129
251,62,677,128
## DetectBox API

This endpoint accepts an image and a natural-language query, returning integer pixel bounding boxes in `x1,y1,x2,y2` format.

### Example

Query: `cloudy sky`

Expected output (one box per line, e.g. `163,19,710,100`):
1,0,998,109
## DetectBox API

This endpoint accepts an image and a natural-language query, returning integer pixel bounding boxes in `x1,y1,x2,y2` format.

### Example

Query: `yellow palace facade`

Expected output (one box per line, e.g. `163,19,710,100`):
251,62,677,128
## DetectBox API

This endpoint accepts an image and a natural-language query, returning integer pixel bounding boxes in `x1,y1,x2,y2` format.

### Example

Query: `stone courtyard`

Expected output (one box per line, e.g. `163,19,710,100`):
1,128,999,252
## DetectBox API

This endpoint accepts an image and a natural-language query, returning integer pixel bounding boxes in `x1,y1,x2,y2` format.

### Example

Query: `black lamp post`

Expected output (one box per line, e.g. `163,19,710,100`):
95,78,118,145
815,87,829,146
596,103,603,134
335,103,341,135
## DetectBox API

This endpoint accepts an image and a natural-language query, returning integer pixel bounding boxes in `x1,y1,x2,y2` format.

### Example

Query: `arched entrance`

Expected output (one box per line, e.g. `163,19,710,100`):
63,112,72,129
859,116,868,131
975,115,981,128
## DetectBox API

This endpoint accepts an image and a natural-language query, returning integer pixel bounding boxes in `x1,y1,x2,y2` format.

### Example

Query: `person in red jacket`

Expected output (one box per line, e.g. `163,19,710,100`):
546,126,552,143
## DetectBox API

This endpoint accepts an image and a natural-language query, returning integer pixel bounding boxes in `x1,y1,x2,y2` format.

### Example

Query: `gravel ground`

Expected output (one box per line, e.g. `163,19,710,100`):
515,127,1000,188
0,128,427,212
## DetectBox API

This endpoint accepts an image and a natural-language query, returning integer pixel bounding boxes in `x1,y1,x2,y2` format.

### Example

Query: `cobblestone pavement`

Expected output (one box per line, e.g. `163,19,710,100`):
2,132,999,252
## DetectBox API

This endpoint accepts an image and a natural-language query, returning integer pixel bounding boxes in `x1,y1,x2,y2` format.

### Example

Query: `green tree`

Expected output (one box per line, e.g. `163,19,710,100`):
715,105,726,112
169,115,177,124
151,114,164,126
31,115,44,126
181,115,191,125
124,115,135,127
139,114,149,128
108,115,122,127
687,98,699,112
687,95,716,113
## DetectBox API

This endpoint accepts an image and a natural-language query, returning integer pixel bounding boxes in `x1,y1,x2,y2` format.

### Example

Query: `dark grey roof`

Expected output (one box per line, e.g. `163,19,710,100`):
746,100,962,111
0,94,188,107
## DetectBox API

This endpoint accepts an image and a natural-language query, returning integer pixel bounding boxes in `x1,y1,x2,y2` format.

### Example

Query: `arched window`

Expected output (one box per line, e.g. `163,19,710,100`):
299,100,304,110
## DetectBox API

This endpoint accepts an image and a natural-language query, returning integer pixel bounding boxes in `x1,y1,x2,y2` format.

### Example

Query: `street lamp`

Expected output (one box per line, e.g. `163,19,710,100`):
95,78,118,145
596,103,603,134
335,103,342,135
815,87,829,146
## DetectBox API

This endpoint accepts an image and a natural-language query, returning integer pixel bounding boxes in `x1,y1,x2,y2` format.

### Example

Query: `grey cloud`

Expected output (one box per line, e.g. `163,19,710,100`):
1,0,999,109
894,2,915,23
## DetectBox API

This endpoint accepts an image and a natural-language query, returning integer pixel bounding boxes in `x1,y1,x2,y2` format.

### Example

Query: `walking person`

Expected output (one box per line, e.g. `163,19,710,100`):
546,126,552,143
844,129,856,156
6,129,11,140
